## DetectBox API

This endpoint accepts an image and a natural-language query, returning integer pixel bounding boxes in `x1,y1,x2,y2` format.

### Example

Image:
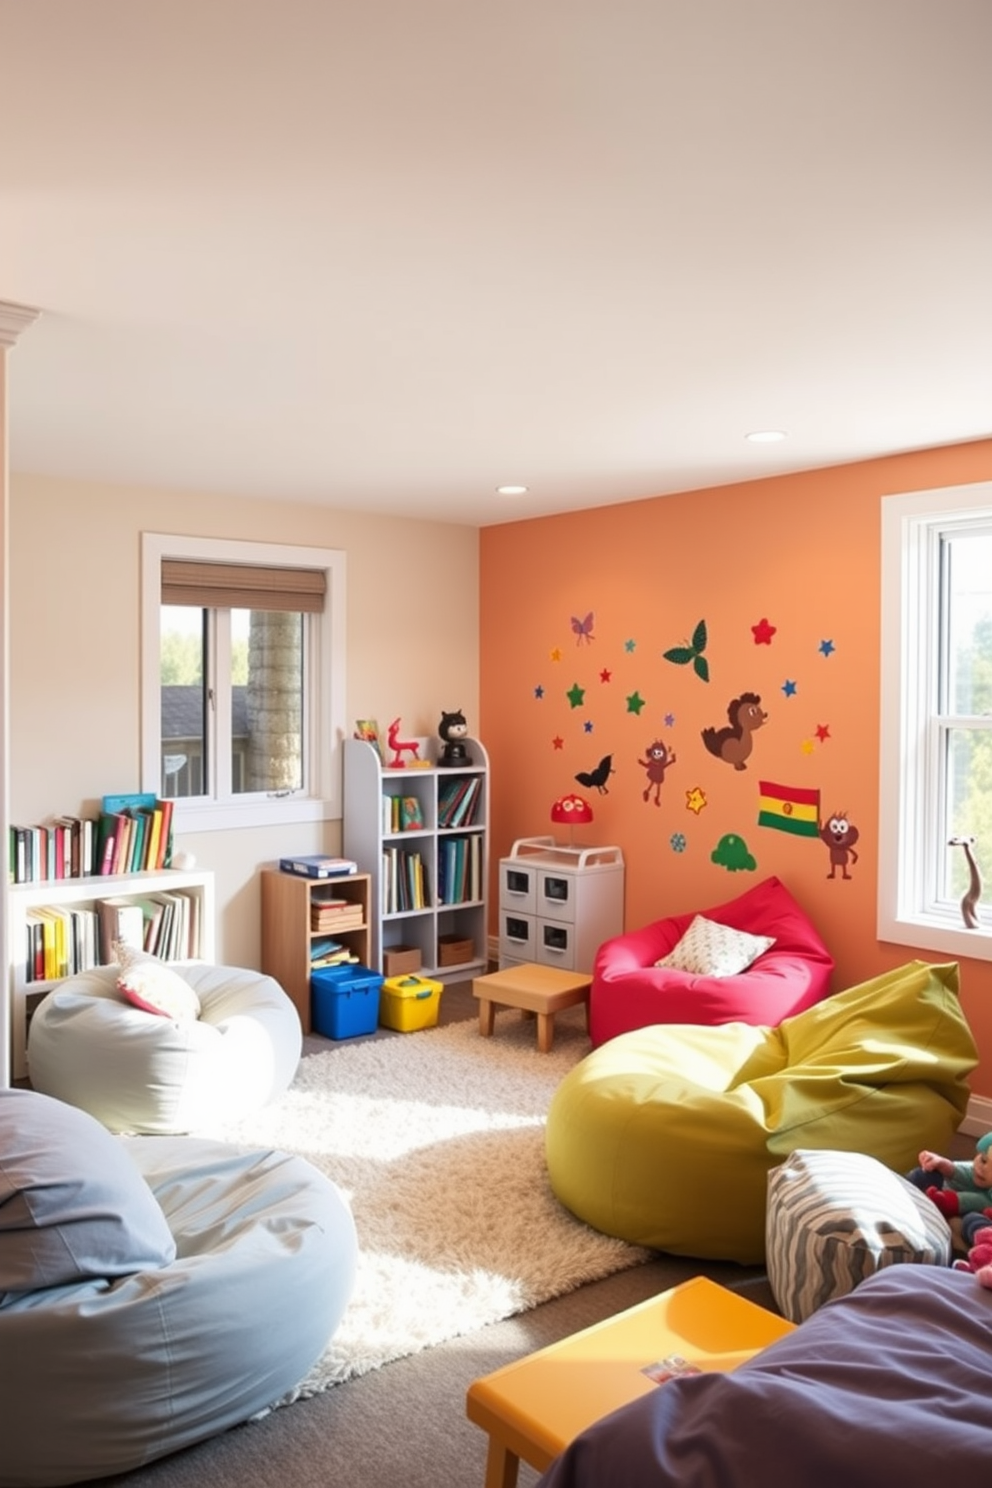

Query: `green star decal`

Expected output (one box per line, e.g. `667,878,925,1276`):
567,682,586,708
626,691,646,714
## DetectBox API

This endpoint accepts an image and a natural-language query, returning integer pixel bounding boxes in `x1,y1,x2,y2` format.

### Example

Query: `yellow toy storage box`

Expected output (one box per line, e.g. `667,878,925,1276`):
379,974,443,1033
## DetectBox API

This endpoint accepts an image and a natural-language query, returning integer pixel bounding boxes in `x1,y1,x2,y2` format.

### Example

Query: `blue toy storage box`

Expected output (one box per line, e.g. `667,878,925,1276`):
311,964,383,1039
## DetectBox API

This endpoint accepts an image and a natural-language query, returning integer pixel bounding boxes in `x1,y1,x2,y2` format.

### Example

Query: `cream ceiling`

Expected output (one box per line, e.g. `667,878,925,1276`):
2,0,990,526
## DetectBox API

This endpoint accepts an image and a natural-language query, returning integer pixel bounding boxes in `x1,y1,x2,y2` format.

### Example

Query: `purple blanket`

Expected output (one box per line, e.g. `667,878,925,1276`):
537,1267,992,1488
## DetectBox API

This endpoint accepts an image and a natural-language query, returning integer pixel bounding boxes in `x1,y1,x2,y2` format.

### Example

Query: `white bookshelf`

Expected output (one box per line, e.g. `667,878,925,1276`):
343,735,489,981
8,868,215,1081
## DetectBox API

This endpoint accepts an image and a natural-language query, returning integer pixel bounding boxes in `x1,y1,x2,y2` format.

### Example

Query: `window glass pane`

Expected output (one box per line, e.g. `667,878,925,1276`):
940,528,992,915
943,529,992,715
160,605,205,798
238,609,304,796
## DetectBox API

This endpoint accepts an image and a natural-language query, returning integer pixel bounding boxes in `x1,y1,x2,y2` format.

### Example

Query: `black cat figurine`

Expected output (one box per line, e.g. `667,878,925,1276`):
438,709,471,766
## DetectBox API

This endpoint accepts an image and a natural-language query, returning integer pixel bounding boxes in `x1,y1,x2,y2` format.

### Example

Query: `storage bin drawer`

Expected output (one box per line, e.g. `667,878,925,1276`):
499,909,535,964
499,861,537,915
536,919,576,969
537,870,576,923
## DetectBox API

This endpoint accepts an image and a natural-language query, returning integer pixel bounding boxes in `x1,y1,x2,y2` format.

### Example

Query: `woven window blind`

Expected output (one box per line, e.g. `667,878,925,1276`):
161,560,326,613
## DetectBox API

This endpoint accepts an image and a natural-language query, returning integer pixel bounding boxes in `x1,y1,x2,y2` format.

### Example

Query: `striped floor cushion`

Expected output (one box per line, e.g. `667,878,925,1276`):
766,1148,952,1323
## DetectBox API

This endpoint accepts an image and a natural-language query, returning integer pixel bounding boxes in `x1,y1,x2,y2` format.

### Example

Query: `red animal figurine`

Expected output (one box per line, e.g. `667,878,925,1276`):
387,718,421,768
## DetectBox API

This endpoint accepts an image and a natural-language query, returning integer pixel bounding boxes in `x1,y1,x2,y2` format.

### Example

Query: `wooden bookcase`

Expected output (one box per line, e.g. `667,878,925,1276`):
260,867,371,1034
7,868,215,1082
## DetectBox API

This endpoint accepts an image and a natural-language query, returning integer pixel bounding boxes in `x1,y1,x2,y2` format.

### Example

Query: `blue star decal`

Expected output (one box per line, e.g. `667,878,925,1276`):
782,679,797,697
583,720,594,732
625,638,636,652
819,639,835,658
534,685,544,699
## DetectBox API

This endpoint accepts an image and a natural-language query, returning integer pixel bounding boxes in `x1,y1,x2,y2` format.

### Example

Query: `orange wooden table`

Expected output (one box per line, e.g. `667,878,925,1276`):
466,1276,795,1488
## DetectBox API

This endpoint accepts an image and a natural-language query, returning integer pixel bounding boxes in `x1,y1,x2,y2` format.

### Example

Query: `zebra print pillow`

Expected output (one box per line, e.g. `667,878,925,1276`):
766,1148,952,1323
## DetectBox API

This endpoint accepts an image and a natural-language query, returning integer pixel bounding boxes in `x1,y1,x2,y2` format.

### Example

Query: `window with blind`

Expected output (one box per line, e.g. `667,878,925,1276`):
141,534,346,831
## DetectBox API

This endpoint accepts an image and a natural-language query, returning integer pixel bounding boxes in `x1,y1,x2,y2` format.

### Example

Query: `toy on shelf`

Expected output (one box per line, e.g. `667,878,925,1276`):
386,718,422,768
438,709,472,767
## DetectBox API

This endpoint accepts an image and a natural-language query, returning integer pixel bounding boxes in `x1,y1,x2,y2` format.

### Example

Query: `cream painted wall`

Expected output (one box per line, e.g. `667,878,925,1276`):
9,474,479,969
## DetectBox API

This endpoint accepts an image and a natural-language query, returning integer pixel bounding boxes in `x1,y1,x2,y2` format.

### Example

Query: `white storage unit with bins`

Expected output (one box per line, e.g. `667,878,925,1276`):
497,837,624,972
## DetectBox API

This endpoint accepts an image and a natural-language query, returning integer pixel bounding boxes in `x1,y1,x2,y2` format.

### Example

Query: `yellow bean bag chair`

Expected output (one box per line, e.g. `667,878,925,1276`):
545,961,977,1264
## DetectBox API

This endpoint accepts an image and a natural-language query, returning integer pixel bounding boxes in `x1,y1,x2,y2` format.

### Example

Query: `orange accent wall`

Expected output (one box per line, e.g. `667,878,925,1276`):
480,440,992,1098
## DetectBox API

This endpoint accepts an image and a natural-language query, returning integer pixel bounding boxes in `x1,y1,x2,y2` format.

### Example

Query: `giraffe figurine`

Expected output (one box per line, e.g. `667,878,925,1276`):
948,835,983,929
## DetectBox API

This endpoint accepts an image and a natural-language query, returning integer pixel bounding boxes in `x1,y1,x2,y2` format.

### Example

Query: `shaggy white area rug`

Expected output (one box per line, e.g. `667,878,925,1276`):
198,1008,651,1400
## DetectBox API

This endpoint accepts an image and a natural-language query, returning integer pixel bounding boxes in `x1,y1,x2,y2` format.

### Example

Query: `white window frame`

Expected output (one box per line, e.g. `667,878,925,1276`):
141,533,346,832
879,480,991,962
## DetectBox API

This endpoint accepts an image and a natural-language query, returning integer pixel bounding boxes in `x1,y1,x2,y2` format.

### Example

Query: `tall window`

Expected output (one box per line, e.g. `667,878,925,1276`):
142,535,346,831
879,482,991,960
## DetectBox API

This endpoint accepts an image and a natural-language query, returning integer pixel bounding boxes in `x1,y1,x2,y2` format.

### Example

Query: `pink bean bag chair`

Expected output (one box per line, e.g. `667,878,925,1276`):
589,875,834,1048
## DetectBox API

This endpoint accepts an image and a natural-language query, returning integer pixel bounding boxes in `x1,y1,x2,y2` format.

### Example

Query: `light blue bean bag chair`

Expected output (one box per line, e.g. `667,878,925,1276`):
0,1088,357,1487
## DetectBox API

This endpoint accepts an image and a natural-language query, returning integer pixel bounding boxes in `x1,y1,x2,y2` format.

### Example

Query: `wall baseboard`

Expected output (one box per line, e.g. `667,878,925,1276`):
961,1094,992,1137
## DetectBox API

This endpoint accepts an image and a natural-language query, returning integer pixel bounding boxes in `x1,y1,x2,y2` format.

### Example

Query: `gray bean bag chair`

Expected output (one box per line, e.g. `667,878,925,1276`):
0,1088,357,1487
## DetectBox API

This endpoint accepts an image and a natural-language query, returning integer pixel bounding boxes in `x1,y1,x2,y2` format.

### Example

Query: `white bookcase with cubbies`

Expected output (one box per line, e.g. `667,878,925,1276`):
7,868,215,1081
343,735,489,981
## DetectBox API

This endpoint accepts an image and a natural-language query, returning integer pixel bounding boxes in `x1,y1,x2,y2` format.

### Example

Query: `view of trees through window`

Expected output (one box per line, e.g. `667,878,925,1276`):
160,607,302,799
944,532,992,913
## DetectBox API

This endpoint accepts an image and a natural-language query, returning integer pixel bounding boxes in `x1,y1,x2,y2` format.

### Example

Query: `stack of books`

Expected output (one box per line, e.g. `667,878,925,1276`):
309,935,359,970
310,896,364,934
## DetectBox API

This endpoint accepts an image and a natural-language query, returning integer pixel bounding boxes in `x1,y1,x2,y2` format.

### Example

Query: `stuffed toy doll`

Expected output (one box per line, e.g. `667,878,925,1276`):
906,1132,992,1247
952,1224,992,1287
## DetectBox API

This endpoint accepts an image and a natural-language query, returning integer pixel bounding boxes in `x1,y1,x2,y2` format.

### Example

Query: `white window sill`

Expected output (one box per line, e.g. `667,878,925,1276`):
173,797,339,834
877,911,992,964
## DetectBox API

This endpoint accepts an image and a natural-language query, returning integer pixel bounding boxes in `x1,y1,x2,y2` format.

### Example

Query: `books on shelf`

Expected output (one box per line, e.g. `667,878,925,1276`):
437,775,482,828
309,935,360,969
437,833,482,905
381,846,430,914
96,897,146,963
399,796,425,831
279,855,358,879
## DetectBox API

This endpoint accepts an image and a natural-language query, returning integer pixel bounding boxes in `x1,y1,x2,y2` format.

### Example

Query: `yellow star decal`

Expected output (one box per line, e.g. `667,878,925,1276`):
550,647,562,662
685,786,707,815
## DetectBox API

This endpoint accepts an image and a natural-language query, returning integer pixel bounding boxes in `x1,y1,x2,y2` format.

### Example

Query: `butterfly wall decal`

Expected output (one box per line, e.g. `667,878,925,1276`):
663,618,709,681
571,612,595,644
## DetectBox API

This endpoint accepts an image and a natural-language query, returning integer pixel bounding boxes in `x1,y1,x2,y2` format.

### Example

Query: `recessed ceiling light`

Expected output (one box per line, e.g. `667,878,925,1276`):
496,484,528,496
745,430,787,443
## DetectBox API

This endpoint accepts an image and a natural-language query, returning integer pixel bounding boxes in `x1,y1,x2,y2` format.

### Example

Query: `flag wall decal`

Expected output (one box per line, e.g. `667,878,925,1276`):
757,780,821,837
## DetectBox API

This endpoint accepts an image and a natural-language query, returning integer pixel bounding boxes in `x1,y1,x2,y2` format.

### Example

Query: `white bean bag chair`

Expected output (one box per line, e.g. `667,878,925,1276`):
0,1088,358,1487
27,960,301,1133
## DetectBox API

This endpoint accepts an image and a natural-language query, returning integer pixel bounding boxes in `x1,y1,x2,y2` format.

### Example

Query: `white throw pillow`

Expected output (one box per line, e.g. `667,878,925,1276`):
114,941,201,1021
655,914,775,977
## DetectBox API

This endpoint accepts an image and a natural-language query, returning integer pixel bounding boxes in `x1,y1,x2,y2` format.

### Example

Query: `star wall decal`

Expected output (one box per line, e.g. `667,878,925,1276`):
550,647,562,662
664,712,675,728
819,639,835,657
583,720,594,732
625,638,636,652
567,682,586,708
600,668,612,682
782,679,797,697
625,691,646,714
815,723,831,741
685,786,707,814
800,738,815,755
534,685,544,699
752,617,777,645
552,735,564,750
